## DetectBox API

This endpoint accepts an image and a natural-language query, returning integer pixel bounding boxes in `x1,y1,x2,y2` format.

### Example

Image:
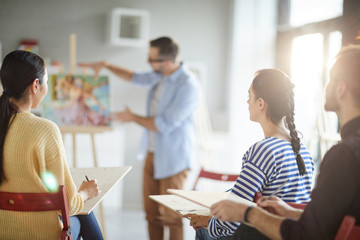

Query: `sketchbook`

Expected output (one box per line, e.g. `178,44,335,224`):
167,189,256,209
150,189,256,218
161,189,257,227
70,166,132,214
149,194,212,216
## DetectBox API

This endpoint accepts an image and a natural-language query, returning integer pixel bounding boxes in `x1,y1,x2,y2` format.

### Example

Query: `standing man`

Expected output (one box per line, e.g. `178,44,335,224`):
79,36,199,240
210,45,360,240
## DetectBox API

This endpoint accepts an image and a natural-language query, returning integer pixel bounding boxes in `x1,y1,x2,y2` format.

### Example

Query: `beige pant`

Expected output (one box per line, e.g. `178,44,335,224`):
143,152,189,240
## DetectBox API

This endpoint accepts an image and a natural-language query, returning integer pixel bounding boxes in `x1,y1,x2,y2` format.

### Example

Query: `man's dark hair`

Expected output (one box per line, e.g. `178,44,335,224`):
150,37,179,62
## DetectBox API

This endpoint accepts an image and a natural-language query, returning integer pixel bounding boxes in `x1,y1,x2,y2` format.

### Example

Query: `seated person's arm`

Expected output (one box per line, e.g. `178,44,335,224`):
211,200,284,240
257,196,303,220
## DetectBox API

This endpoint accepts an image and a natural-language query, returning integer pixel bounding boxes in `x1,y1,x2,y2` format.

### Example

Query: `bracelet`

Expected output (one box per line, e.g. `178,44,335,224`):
244,206,254,223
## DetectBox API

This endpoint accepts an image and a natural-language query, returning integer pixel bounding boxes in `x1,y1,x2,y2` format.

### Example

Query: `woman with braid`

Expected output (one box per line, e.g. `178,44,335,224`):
185,69,314,240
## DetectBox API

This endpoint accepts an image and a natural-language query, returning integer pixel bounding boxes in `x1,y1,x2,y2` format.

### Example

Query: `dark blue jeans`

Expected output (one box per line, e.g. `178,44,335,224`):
195,228,232,240
60,212,103,240
196,225,270,240
230,224,270,240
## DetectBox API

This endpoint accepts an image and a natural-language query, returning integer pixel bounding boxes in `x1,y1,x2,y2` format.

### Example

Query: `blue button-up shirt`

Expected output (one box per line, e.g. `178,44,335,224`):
132,63,200,179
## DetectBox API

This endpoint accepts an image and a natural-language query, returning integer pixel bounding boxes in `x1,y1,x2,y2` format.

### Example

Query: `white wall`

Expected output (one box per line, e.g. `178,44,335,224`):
227,0,278,168
0,0,233,209
0,0,280,210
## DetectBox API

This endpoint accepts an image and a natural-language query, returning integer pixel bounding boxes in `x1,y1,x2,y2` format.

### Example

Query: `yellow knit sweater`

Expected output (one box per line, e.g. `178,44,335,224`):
0,112,84,240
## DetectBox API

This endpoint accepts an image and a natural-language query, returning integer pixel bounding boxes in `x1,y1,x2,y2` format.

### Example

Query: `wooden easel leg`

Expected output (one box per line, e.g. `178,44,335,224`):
90,133,98,167
90,133,106,239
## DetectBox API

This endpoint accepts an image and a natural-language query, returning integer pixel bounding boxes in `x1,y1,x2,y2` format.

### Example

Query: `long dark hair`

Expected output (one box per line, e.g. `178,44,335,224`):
0,50,45,185
252,69,306,176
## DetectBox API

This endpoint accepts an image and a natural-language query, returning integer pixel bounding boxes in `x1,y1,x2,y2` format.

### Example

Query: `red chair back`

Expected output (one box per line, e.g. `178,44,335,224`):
0,185,72,240
335,215,360,240
192,167,239,190
287,202,307,210
253,192,263,202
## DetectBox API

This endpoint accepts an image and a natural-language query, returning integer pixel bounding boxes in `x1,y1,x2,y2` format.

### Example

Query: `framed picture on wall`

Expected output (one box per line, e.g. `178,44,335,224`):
107,8,150,47
41,74,110,126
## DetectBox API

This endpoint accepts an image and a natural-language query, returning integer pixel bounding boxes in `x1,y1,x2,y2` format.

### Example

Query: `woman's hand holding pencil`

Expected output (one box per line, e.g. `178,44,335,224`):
78,175,101,201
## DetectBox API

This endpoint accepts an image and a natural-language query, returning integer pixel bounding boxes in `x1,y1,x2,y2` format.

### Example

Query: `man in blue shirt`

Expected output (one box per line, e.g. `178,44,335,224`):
79,36,200,240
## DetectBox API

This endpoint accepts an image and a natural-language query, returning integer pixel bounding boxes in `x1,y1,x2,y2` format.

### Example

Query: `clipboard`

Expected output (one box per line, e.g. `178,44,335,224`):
70,166,132,214
167,189,230,208
150,189,256,216
149,194,211,216
163,189,257,227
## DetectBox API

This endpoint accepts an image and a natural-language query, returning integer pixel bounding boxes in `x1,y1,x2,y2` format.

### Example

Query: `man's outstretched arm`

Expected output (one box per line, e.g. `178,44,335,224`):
78,61,133,81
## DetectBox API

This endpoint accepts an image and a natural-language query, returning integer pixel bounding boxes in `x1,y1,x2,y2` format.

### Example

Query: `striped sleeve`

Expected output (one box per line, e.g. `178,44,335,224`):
208,138,314,238
208,140,276,238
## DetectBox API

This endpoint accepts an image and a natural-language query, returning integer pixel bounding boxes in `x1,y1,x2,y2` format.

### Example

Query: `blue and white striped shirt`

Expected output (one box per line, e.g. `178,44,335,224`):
208,137,314,238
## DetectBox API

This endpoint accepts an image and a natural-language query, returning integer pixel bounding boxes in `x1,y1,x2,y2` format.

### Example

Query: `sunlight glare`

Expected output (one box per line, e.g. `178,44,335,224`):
290,0,343,26
291,33,323,145
41,171,58,193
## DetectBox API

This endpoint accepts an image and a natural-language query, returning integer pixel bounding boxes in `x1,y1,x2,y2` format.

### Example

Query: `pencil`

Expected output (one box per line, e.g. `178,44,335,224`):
85,175,90,182
268,179,290,199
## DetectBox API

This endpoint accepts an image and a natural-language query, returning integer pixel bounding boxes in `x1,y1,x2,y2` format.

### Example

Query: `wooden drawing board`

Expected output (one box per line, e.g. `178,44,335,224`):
60,126,113,134
167,189,256,209
149,194,211,216
70,166,132,214
155,190,257,227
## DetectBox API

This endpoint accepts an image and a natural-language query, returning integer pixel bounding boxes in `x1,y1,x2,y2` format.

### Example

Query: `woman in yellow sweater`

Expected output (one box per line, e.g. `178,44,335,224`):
0,50,104,240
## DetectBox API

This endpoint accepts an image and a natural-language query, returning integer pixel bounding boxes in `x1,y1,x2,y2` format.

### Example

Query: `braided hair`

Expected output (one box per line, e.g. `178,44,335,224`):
252,69,306,176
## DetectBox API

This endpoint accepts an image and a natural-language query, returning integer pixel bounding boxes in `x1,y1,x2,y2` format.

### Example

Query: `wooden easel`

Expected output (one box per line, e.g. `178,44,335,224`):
60,126,112,239
63,34,112,239
60,126,113,168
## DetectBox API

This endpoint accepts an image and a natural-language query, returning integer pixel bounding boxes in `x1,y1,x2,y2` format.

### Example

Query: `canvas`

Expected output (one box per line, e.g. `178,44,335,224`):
42,74,110,126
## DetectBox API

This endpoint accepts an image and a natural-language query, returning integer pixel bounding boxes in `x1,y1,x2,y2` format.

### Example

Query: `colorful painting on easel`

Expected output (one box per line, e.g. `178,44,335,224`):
42,74,110,126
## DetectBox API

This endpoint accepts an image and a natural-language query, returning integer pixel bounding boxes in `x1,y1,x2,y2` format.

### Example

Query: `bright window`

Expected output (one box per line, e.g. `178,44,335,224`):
290,31,342,162
327,31,343,76
290,0,343,26
291,33,324,145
